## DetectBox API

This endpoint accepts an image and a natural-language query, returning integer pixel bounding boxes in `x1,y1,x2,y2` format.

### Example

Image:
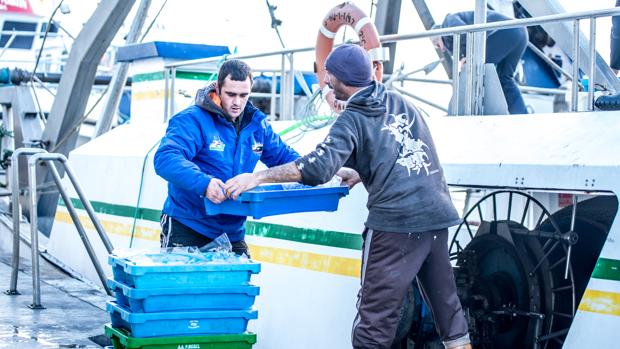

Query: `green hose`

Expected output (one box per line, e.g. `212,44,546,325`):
278,115,334,136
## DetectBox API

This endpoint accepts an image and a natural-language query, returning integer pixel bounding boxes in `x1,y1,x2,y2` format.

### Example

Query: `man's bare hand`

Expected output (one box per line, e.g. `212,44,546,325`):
225,173,260,200
205,178,226,204
337,167,361,188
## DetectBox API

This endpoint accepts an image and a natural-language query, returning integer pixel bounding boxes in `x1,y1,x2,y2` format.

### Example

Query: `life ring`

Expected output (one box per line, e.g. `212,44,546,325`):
315,2,384,111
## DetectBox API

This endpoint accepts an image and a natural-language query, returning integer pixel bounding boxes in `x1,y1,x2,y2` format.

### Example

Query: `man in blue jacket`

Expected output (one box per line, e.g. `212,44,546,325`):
154,60,300,255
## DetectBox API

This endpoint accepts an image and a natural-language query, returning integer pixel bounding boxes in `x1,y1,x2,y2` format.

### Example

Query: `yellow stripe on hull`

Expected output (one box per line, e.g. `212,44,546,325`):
579,289,620,316
132,90,165,101
55,211,160,242
249,244,360,278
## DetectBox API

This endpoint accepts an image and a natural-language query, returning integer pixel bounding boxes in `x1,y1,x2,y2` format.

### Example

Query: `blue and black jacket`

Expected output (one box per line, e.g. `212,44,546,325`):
154,83,300,242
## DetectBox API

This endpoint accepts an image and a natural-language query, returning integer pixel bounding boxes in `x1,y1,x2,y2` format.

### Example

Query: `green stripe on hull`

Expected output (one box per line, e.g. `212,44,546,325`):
246,221,362,251
59,198,161,222
58,198,361,249
133,71,216,83
592,258,620,282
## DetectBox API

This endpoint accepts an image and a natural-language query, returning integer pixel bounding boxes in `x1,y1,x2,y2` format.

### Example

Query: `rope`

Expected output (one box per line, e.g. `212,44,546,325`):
129,139,160,248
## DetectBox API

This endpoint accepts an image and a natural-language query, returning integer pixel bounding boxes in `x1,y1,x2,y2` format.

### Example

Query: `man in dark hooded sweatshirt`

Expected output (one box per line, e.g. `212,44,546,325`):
154,59,300,254
225,45,471,349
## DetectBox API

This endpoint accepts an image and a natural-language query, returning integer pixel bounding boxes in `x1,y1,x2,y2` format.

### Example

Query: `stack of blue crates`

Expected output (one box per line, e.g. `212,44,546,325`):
106,251,261,342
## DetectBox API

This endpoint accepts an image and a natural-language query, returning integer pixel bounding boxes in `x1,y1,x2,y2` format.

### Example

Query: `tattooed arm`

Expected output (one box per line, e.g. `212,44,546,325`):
225,112,361,200
224,162,360,200
224,162,301,200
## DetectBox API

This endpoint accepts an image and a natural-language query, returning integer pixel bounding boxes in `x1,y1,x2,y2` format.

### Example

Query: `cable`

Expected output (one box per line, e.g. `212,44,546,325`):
30,0,66,125
369,0,376,19
31,1,64,82
139,0,168,43
50,83,110,153
129,139,160,248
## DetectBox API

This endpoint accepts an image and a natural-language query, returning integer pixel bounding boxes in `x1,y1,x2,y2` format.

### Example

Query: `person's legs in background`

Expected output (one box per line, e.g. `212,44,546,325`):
486,27,529,114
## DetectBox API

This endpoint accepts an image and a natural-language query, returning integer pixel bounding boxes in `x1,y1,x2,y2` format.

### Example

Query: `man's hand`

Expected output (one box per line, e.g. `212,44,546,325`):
337,167,361,188
225,173,261,200
205,178,226,204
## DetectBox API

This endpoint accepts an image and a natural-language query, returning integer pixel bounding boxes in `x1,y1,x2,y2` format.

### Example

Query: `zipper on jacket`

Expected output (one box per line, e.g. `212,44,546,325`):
231,110,259,177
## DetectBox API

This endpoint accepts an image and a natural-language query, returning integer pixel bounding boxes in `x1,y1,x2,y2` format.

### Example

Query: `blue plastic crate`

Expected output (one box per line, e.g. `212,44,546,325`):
108,278,260,313
205,184,349,218
109,254,261,289
107,302,257,338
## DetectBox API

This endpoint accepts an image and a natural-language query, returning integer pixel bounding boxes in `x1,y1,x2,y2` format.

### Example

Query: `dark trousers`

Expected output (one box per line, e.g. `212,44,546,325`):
486,27,529,114
160,215,250,257
352,229,469,349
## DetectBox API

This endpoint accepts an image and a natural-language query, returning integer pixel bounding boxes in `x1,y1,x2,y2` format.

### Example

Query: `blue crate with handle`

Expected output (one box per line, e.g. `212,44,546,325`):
205,184,349,219
108,278,260,313
108,253,261,289
107,301,257,338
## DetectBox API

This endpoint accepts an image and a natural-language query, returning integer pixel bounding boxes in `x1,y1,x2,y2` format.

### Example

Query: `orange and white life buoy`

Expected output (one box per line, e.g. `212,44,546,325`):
315,2,385,111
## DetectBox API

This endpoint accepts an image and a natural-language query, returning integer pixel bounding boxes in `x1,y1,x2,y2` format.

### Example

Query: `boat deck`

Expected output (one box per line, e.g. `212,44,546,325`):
0,251,110,348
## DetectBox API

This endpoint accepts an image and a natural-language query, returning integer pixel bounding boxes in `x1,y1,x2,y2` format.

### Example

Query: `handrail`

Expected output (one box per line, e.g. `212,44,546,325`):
6,148,46,296
162,7,620,118
382,8,620,42
5,148,113,308
164,7,620,70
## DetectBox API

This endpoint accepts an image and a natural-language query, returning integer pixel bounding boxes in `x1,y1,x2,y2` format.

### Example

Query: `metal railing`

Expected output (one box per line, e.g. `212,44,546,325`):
162,7,620,117
162,66,311,122
6,148,113,309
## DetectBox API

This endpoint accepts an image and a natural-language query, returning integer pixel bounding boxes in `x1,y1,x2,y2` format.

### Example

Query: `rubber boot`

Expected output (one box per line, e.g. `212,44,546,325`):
594,92,620,111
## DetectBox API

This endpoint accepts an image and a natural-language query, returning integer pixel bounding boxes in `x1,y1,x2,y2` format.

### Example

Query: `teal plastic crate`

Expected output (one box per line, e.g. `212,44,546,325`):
107,302,257,338
109,254,260,289
108,278,259,312
104,324,256,349
205,184,349,219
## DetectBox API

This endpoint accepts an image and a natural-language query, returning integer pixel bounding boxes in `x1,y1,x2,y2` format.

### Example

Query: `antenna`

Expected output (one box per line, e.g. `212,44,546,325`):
265,0,285,48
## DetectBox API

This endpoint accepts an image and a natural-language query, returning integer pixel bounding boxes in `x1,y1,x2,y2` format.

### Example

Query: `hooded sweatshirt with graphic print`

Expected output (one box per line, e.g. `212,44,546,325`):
295,82,461,233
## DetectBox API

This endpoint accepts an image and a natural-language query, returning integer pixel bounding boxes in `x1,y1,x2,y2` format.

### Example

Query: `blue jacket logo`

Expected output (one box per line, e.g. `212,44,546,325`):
252,140,263,154
209,136,225,152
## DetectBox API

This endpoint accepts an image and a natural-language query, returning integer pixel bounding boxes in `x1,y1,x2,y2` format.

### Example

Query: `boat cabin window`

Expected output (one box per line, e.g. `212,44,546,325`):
0,20,37,49
39,22,58,38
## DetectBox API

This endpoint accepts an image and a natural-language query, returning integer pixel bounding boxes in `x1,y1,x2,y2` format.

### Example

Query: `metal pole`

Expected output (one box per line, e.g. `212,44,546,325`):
565,195,578,279
280,54,286,120
94,0,152,137
588,18,597,111
452,34,460,115
163,68,170,122
44,160,112,295
0,31,17,60
170,67,176,116
1,104,13,186
270,72,277,120
473,0,487,115
60,157,113,253
288,53,295,120
7,148,47,296
27,157,43,309
465,32,475,115
571,19,581,112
